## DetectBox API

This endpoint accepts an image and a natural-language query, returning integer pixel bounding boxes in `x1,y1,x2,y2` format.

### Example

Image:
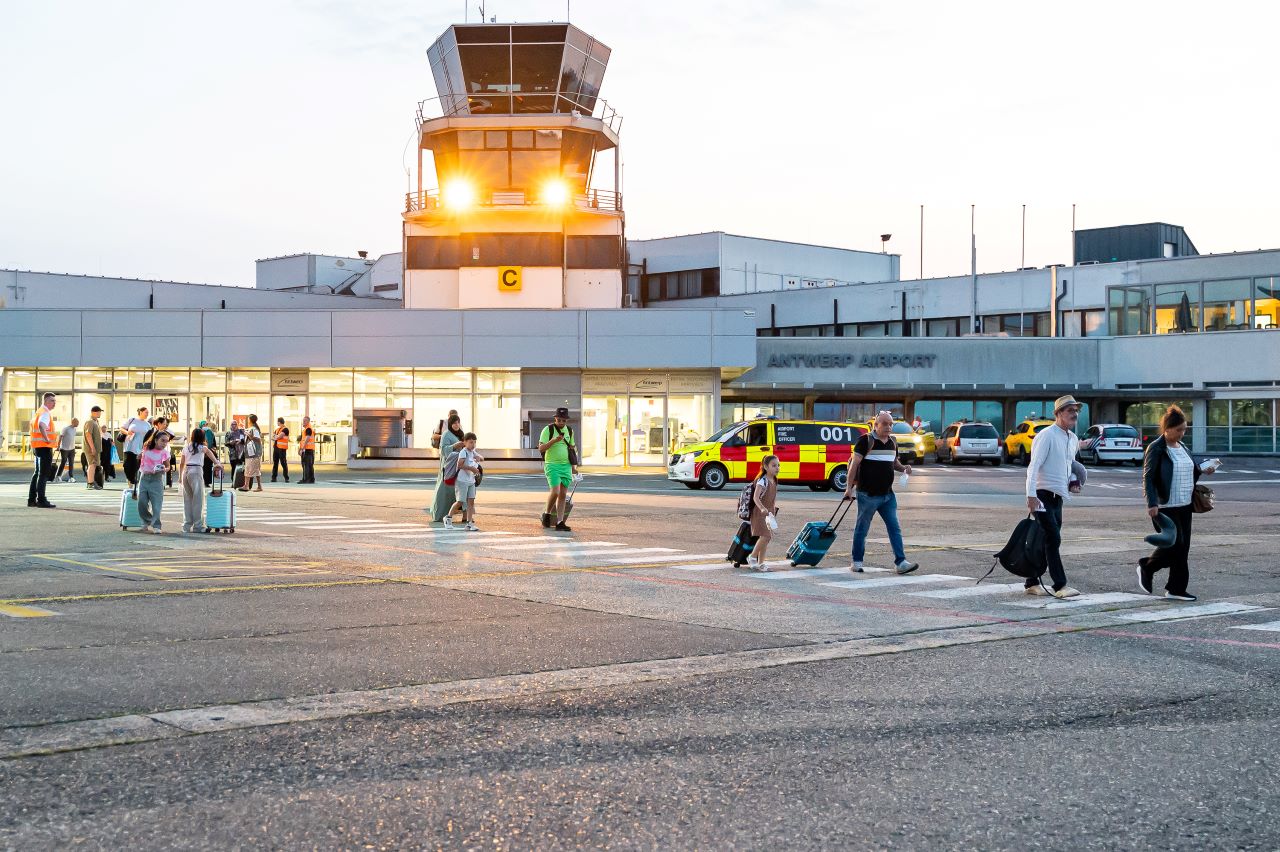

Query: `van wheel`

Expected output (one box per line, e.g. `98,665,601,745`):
699,464,728,491
829,466,848,492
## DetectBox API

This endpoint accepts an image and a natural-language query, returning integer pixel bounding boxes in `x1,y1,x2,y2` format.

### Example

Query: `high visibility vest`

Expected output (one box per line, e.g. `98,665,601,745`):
274,429,290,450
29,409,56,449
299,428,316,452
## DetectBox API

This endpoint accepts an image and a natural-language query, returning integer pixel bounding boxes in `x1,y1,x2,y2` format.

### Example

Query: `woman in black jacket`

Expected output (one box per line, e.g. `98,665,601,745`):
1139,405,1216,601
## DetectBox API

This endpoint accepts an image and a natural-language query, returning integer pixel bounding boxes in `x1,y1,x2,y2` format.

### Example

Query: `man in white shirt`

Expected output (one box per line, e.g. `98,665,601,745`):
122,406,151,486
57,418,80,482
1024,395,1088,598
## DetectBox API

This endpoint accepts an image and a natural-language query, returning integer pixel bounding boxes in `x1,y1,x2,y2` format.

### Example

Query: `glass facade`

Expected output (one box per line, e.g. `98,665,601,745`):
1207,398,1277,454
1109,276,1280,335
581,374,715,465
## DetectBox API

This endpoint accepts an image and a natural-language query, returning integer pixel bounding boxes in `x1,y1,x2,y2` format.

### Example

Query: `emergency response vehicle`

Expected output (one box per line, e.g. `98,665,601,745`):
668,419,869,491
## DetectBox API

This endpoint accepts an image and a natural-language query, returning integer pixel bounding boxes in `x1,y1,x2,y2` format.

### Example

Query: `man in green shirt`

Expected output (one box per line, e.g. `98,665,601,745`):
537,407,578,531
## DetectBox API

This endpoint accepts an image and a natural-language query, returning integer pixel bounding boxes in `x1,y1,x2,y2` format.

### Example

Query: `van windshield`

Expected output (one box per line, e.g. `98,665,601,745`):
705,423,744,443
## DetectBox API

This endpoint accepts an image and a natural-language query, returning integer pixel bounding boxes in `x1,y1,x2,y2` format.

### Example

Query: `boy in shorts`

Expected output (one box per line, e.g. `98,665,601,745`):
447,432,483,531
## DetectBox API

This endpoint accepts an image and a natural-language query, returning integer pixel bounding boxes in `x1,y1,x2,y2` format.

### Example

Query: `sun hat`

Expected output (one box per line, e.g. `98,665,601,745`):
1054,395,1082,413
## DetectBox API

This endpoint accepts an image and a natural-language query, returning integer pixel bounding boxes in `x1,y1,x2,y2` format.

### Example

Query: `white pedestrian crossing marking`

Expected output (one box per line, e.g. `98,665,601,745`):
493,540,628,551
1230,619,1280,633
563,547,682,558
672,562,737,572
1004,592,1153,609
342,525,429,534
383,531,519,540
604,552,726,565
909,582,1027,599
748,566,857,581
821,574,968,590
1115,602,1268,623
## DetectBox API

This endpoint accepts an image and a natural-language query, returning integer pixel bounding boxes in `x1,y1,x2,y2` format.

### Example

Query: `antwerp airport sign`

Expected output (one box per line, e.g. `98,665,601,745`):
765,352,938,370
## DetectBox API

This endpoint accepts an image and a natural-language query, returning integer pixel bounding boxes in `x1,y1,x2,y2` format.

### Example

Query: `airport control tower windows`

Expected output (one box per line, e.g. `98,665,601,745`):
428,23,611,116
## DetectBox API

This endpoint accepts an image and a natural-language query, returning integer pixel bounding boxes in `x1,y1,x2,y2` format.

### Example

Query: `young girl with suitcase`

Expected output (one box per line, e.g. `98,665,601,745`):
180,428,222,534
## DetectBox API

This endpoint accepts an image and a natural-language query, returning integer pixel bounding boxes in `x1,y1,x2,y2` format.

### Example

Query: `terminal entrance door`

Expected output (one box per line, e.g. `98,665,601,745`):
271,395,307,455
628,395,667,466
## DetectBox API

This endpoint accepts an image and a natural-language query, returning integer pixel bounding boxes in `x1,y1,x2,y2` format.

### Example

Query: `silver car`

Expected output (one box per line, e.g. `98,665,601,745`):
1078,424,1144,466
937,421,1003,465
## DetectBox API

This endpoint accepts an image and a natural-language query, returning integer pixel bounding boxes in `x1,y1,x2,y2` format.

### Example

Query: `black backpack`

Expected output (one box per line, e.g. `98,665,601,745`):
980,514,1047,585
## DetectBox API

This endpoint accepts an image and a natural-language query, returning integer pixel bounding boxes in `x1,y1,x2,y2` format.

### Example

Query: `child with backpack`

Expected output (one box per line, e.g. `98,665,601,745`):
745,455,781,571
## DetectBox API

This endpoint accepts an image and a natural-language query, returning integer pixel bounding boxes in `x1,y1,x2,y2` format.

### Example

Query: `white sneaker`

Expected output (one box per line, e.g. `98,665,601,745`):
466,523,479,531
851,562,864,573
69,477,76,483
895,560,919,575
443,517,454,529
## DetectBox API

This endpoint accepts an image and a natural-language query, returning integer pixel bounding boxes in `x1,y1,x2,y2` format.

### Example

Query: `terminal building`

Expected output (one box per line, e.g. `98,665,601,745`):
2,22,1279,463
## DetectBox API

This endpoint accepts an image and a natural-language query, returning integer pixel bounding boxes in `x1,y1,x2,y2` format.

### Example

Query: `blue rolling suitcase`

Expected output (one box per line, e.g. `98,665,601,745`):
205,470,236,533
119,487,144,530
786,499,853,567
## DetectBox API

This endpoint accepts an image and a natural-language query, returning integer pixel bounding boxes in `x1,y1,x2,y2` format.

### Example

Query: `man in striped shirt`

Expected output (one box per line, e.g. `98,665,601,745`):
844,411,920,575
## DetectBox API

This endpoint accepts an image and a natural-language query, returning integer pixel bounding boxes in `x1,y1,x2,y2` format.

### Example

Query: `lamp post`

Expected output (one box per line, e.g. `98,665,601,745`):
880,233,892,253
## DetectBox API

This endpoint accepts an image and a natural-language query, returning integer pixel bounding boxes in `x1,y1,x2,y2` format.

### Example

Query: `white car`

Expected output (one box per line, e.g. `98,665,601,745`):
1078,424,1144,466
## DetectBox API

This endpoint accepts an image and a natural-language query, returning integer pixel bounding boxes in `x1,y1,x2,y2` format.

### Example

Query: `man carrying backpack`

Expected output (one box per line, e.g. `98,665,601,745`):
537,407,578,531
1024,395,1087,599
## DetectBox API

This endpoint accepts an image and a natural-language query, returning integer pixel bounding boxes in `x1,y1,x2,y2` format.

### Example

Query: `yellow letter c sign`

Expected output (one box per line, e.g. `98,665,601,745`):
498,266,522,292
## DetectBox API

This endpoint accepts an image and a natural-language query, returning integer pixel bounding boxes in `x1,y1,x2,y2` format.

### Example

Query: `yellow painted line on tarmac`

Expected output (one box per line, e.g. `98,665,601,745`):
32,554,171,579
0,603,58,618
1,578,387,606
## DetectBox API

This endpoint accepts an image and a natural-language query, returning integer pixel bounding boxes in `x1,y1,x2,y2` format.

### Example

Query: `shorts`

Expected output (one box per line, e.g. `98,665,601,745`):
545,463,573,489
454,480,477,501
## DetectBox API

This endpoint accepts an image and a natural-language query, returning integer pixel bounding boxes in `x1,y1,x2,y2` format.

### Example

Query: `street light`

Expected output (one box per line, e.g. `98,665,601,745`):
880,233,892,253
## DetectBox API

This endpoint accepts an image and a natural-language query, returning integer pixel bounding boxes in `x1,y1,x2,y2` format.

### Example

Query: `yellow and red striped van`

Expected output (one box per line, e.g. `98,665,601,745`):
667,419,869,492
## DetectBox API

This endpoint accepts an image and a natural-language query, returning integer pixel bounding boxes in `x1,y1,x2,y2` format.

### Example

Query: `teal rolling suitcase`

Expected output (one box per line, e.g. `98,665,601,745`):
205,470,235,533
119,487,144,530
785,499,853,567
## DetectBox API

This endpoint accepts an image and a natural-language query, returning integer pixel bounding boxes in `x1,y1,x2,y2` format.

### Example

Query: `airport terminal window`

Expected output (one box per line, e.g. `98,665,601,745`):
416,370,473,391
190,370,226,392
641,268,719,301
1154,282,1201,333
927,318,959,337
407,236,460,269
1108,286,1152,336
74,369,111,390
153,370,189,392
567,236,621,269
1256,277,1280,328
231,371,270,393
1202,278,1251,331
461,233,562,266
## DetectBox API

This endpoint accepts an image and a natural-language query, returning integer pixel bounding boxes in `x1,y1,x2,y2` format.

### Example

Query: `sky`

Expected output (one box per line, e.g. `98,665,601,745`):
2,0,1278,287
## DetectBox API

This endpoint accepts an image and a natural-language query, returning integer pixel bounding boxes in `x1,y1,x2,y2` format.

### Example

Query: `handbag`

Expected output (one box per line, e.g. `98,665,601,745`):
1191,483,1214,514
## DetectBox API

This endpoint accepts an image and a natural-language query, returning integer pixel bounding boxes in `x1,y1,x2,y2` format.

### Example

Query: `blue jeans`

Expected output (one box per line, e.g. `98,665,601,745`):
851,491,906,564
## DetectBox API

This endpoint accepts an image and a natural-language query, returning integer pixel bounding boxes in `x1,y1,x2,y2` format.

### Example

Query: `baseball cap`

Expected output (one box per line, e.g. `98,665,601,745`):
554,407,569,419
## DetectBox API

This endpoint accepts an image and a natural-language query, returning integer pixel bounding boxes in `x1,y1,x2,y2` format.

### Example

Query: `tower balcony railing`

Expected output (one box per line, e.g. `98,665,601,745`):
415,93,623,135
405,187,622,214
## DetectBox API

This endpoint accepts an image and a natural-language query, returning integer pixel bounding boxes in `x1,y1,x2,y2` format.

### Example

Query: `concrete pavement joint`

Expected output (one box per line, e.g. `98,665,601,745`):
0,602,1245,760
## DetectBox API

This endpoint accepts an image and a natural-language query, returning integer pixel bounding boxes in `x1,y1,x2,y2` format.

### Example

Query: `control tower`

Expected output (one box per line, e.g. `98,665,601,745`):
404,23,623,310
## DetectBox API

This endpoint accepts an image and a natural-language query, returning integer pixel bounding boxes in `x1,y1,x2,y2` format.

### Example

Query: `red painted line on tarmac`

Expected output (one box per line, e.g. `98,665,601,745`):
592,570,1022,623
1094,628,1280,651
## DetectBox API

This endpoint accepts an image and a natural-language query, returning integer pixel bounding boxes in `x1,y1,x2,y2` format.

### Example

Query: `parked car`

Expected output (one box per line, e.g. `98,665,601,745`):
937,420,1004,465
668,418,869,491
1003,418,1055,465
860,419,936,465
1078,423,1144,466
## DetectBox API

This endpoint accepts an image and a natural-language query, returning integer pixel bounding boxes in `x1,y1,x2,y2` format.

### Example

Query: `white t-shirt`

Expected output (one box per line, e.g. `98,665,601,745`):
245,426,262,457
454,447,480,485
124,418,150,454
